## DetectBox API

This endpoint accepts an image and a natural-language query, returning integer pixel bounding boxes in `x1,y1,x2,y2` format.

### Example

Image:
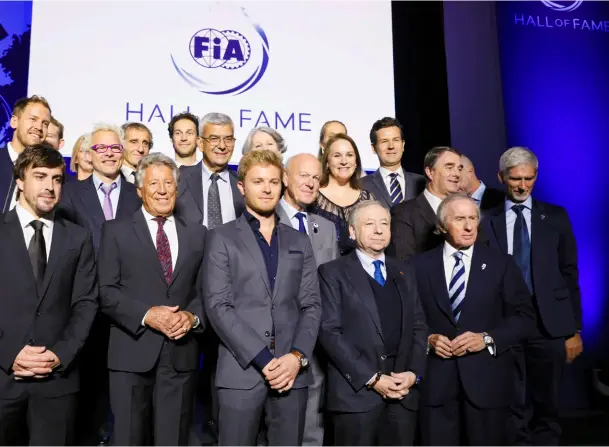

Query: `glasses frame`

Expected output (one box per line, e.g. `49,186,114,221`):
90,144,124,154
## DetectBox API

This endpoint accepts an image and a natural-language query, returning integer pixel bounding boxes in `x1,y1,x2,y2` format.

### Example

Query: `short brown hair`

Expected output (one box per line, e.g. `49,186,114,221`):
320,133,362,190
14,142,66,183
12,95,52,118
121,122,154,149
168,112,200,137
237,149,283,181
423,146,460,171
50,116,64,139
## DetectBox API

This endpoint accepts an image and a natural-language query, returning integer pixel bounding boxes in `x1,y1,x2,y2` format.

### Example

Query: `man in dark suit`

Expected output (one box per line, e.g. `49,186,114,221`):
1,96,52,213
387,146,462,261
459,154,504,215
176,112,245,226
360,117,426,208
203,150,321,446
414,193,534,445
0,144,98,445
483,147,583,445
98,153,206,445
318,200,427,445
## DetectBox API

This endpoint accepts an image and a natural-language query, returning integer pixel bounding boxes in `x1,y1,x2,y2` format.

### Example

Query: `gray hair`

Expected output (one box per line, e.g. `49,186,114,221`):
88,123,124,148
435,193,480,234
499,146,538,177
348,200,390,228
199,112,234,135
242,126,288,155
135,153,180,188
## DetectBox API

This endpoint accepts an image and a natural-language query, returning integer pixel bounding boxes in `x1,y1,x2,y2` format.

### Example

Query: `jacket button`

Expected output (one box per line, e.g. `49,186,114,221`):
376,330,380,335
35,312,41,317
381,355,387,361
28,339,34,345
271,305,276,310
166,291,171,299
264,331,270,337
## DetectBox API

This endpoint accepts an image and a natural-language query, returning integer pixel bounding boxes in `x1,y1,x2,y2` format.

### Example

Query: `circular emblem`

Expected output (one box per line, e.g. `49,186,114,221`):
540,1,584,12
189,28,251,70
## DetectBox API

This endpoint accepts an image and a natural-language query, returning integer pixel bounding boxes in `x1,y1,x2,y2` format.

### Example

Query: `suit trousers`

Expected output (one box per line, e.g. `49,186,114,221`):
0,390,77,446
109,341,196,446
217,380,308,446
303,353,324,446
331,401,416,446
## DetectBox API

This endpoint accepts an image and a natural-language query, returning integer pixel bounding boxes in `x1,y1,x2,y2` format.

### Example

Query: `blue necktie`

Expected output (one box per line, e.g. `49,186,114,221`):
449,251,466,322
512,205,532,293
372,260,385,286
389,173,404,205
295,212,307,233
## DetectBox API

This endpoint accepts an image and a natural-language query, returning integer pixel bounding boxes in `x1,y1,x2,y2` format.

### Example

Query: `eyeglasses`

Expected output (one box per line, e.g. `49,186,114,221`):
91,144,124,154
202,136,236,147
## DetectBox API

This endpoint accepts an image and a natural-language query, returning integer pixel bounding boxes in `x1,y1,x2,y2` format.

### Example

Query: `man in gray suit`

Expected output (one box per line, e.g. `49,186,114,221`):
360,117,426,208
276,153,338,445
203,150,321,446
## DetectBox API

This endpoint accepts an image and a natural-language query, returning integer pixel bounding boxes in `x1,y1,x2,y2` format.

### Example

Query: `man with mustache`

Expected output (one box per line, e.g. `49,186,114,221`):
0,143,98,445
1,96,52,213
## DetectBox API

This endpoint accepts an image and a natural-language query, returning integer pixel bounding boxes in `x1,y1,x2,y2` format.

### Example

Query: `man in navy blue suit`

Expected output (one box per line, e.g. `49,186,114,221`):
483,147,583,445
415,194,535,445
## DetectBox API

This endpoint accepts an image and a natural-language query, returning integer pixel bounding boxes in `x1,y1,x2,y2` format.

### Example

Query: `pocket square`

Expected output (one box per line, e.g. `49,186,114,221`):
288,250,303,254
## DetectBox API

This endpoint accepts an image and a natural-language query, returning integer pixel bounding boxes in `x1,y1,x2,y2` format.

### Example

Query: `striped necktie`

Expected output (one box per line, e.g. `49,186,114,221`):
389,173,404,205
449,251,466,322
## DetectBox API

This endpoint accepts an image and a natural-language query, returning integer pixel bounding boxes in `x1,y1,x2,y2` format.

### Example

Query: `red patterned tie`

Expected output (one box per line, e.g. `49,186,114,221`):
153,217,172,284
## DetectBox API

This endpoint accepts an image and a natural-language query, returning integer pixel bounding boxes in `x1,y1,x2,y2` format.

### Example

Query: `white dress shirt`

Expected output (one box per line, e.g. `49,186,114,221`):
356,249,387,281
379,166,406,200
423,188,443,215
201,162,236,227
505,196,532,255
141,207,178,270
280,197,308,234
120,165,136,184
15,203,54,261
470,181,486,204
92,173,122,219
7,142,19,211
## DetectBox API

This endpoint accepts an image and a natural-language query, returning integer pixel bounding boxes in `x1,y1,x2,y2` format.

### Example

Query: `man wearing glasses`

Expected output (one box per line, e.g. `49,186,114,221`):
57,123,141,446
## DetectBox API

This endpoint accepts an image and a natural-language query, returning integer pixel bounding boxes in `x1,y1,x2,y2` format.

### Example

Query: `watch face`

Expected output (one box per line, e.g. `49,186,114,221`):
484,335,492,345
301,357,309,368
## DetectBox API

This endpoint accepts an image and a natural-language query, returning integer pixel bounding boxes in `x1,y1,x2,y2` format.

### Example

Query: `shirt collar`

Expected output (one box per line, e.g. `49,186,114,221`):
443,241,474,260
7,142,19,163
201,161,229,182
280,197,306,220
92,173,121,191
141,206,174,223
471,181,486,202
505,195,533,213
243,209,280,232
15,203,54,230
423,188,444,214
379,166,404,180
121,165,136,179
355,248,386,270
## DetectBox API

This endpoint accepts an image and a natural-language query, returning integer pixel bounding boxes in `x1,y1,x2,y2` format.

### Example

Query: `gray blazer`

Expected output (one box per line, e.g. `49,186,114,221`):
275,203,339,266
203,214,321,390
360,169,426,209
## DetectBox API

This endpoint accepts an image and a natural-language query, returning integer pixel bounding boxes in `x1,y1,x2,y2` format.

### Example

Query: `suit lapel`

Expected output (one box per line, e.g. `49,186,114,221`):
306,213,323,255
236,216,272,298
80,177,106,228
404,173,418,201
170,216,189,285
531,200,550,284
115,182,137,219
344,252,384,341
456,245,485,324
39,218,69,300
489,206,508,253
187,164,204,217
427,247,455,324
386,259,409,321
272,224,289,301
416,193,436,228
3,210,37,293
132,210,166,283
0,148,15,213
372,170,392,208
229,172,245,217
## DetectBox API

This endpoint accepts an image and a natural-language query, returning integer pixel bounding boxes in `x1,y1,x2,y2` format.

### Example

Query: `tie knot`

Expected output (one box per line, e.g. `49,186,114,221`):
295,212,306,222
373,260,384,270
512,204,525,215
153,216,167,227
100,182,117,196
30,220,45,232
210,173,221,183
389,173,399,180
453,251,464,262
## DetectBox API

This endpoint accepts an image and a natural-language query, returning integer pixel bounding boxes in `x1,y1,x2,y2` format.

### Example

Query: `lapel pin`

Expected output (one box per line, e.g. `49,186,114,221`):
399,271,404,275
312,222,319,233
481,263,487,270
541,214,546,220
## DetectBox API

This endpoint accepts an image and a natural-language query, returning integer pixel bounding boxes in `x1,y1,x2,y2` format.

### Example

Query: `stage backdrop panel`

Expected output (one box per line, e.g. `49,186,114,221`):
27,0,395,170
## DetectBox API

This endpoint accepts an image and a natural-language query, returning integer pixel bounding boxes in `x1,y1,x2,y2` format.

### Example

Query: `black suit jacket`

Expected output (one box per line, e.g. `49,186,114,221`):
318,252,428,413
479,186,505,214
413,243,535,408
176,161,245,225
359,169,426,209
0,147,15,213
0,210,98,398
98,209,206,373
483,199,581,337
387,192,443,261
57,175,141,251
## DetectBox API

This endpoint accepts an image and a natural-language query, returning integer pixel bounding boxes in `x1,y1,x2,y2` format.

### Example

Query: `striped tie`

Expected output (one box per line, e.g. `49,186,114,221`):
449,251,466,322
389,173,403,205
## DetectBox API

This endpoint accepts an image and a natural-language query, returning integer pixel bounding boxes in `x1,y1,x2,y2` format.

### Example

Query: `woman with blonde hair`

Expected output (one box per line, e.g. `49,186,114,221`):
69,134,93,180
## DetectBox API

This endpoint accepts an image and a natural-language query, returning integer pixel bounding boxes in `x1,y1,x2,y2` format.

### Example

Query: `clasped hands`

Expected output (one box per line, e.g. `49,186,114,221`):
12,345,60,381
262,354,301,394
429,332,486,358
373,371,417,400
144,305,196,340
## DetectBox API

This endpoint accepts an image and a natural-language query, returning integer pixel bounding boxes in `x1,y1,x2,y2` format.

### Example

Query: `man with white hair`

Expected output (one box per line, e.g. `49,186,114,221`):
415,193,534,445
483,147,583,445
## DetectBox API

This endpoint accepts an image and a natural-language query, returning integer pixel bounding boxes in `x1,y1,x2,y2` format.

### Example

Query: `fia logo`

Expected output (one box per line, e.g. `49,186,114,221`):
540,1,584,12
190,29,250,70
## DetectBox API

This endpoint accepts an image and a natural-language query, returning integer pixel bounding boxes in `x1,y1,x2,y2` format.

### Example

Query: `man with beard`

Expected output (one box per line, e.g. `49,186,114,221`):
169,112,199,168
203,150,321,446
0,143,97,445
1,96,52,213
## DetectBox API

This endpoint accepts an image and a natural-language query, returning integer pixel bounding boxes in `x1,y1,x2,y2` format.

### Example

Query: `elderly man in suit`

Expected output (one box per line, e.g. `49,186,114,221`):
318,200,427,445
414,193,535,445
0,144,98,445
360,117,426,208
98,153,206,445
203,150,321,446
276,152,338,445
387,146,462,261
483,147,583,445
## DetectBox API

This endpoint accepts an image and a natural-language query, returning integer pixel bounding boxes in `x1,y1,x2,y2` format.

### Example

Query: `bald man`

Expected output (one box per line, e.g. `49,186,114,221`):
276,153,338,445
459,155,504,214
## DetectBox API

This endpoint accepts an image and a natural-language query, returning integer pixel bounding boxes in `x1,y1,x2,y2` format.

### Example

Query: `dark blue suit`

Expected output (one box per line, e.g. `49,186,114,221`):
484,199,582,445
359,169,426,209
0,147,16,213
414,243,535,446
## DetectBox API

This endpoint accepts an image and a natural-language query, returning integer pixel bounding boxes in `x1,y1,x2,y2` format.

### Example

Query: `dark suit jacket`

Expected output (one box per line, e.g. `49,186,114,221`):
360,169,426,209
479,186,505,214
413,243,535,408
387,192,443,261
57,175,141,251
318,252,427,413
203,215,321,390
98,209,206,373
176,162,245,225
0,210,98,398
0,147,15,213
483,199,581,337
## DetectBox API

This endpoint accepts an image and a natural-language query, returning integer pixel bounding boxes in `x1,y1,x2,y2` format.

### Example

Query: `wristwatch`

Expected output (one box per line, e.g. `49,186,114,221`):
290,350,309,368
482,332,494,347
192,315,200,329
